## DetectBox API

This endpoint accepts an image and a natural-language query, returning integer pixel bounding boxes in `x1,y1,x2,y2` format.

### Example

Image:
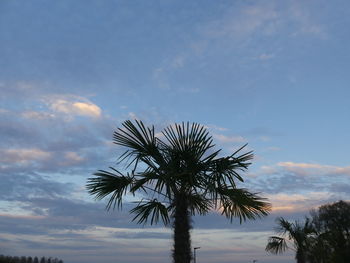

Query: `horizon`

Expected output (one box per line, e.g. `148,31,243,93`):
1,0,349,262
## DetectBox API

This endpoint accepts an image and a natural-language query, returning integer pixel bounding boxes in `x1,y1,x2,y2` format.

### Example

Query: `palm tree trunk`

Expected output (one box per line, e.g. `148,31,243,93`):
172,193,192,263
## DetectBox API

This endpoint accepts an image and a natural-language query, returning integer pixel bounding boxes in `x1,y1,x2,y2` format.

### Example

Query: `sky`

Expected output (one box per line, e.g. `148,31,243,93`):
0,0,349,262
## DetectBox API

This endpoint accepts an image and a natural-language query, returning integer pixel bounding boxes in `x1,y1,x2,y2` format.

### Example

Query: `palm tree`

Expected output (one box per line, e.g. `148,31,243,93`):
266,217,315,263
87,120,271,263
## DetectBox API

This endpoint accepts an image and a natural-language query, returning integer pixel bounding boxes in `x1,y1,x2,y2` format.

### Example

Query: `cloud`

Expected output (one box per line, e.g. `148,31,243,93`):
207,124,228,132
171,55,186,69
0,82,40,101
21,111,55,120
264,146,281,152
266,192,333,212
152,67,171,90
0,91,116,176
112,229,171,240
0,108,9,114
63,151,85,164
258,53,275,60
213,134,246,143
202,2,279,39
257,162,350,179
0,172,73,204
49,99,102,118
0,112,41,148
277,162,350,176
289,1,327,38
244,161,350,215
1,148,52,164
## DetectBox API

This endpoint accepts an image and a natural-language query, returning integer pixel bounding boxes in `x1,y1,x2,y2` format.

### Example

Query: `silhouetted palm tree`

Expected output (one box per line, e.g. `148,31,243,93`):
87,120,271,263
266,217,315,263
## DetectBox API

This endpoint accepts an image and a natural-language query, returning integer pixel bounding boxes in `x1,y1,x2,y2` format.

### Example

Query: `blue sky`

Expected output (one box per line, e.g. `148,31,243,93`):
0,0,349,262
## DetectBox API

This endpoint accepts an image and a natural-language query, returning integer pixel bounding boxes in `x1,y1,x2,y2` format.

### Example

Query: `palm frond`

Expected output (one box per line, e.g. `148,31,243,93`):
86,168,133,210
266,236,288,254
186,194,212,215
113,120,165,168
218,188,271,223
162,122,214,161
275,217,294,236
205,145,254,188
130,199,170,225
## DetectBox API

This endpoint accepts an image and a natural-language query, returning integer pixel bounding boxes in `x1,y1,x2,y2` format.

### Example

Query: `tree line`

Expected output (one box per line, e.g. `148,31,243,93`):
266,200,350,263
0,255,63,263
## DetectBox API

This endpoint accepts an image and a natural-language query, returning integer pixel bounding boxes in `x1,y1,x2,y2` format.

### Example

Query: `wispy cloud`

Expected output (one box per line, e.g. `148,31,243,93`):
258,53,275,60
21,111,55,120
202,2,279,40
213,134,246,144
201,1,326,41
289,1,327,38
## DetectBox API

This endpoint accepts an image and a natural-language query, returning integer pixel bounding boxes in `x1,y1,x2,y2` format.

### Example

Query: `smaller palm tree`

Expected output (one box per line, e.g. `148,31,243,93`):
266,217,315,263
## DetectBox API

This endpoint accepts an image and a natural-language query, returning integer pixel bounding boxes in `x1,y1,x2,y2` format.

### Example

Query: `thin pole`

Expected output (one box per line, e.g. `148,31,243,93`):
193,247,200,263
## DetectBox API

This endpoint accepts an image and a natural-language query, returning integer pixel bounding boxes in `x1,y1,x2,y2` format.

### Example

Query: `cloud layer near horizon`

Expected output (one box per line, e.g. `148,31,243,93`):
1,88,348,262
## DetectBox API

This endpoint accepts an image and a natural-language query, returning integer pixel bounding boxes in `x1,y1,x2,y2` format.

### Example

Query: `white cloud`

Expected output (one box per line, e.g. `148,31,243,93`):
50,99,101,118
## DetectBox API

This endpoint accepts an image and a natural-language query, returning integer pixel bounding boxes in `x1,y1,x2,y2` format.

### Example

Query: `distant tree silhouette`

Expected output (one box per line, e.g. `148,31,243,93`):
0,255,63,263
87,120,271,263
308,200,350,263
